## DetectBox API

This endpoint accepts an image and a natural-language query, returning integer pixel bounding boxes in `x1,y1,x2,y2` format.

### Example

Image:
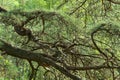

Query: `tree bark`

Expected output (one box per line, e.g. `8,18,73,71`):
0,39,81,80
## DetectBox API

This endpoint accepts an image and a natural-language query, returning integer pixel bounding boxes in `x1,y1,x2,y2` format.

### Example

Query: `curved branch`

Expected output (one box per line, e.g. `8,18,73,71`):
0,39,81,80
91,24,108,58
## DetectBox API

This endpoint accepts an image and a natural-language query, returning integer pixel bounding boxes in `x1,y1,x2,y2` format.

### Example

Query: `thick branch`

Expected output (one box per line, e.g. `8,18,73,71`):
0,39,81,80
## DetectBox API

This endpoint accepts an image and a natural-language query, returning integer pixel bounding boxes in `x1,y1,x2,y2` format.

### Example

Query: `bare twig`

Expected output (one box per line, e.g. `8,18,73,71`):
69,0,87,15
91,24,108,58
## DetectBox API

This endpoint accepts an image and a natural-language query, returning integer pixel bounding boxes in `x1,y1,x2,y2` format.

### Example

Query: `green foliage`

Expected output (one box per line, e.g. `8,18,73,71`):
25,0,47,10
0,0,19,10
0,0,120,80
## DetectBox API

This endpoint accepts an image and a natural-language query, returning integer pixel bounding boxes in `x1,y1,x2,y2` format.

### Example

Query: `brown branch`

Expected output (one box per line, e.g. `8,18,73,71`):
66,65,120,70
69,0,87,15
0,7,7,12
0,8,37,44
91,24,108,58
0,40,81,80
28,60,39,80
28,60,35,80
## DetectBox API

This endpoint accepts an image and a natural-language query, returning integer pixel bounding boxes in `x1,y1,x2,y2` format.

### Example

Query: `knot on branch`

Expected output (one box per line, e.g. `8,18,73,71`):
14,25,34,44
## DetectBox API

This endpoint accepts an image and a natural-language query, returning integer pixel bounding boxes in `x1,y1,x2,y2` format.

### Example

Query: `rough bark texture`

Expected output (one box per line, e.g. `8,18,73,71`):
0,39,81,80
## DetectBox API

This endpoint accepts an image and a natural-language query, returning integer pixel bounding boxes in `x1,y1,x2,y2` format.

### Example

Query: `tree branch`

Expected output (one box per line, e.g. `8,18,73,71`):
66,65,120,70
0,39,81,80
91,24,108,58
69,0,87,15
